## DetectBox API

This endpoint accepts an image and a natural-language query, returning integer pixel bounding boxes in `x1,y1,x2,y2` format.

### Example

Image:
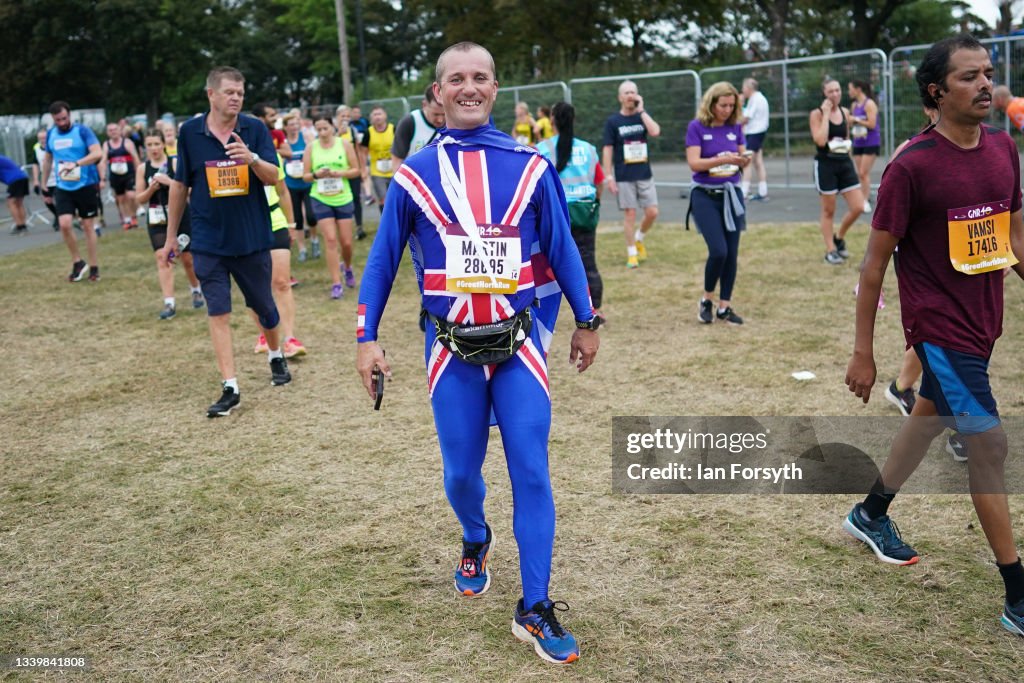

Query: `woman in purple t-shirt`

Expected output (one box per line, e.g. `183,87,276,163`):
685,81,751,325
849,79,881,212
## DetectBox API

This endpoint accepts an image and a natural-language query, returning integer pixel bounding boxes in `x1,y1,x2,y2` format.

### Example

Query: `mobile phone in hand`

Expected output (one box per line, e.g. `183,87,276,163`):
372,348,386,411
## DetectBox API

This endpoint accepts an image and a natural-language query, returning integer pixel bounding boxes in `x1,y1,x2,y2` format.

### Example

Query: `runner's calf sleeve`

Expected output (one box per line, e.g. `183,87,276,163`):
861,478,896,519
999,558,1024,605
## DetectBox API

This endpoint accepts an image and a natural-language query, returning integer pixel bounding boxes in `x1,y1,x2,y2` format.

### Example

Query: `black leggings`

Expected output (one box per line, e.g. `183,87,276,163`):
288,186,316,228
570,226,602,309
691,188,742,301
348,177,363,227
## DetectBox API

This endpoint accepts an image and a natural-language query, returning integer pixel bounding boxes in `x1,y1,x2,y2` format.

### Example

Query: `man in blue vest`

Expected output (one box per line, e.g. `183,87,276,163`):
39,101,104,281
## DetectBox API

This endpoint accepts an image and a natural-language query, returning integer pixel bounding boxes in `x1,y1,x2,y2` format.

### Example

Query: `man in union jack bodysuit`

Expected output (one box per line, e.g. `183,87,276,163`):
355,41,599,665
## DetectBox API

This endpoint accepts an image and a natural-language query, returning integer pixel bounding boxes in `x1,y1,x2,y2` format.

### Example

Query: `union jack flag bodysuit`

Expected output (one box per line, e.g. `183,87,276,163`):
357,123,593,606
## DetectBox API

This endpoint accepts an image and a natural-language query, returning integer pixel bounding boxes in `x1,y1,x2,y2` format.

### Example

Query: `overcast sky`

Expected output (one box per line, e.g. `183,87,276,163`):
966,0,1000,27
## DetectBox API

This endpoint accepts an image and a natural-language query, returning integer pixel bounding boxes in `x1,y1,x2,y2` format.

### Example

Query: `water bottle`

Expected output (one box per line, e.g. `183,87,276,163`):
168,234,190,263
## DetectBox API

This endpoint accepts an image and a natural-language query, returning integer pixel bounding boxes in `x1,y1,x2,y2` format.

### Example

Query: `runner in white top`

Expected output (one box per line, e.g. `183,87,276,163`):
390,84,446,172
739,78,770,201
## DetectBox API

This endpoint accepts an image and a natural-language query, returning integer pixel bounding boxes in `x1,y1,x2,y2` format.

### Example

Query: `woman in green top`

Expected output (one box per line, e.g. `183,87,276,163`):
303,114,361,299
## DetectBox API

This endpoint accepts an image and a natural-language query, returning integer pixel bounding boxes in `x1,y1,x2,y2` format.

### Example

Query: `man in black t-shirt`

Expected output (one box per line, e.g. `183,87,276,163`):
602,80,661,269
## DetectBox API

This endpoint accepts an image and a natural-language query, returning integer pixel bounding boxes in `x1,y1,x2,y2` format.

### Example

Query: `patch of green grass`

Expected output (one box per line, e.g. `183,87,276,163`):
2,220,1024,681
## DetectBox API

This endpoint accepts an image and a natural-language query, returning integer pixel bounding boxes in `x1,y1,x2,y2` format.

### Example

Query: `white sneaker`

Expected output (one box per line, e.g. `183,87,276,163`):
863,200,872,213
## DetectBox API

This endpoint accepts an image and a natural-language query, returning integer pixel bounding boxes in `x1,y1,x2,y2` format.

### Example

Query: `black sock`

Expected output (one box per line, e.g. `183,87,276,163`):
89,266,99,275
998,558,1024,606
860,479,896,520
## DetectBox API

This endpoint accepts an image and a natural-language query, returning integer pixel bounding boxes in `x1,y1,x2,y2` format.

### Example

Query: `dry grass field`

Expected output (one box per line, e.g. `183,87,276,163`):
3,217,1024,681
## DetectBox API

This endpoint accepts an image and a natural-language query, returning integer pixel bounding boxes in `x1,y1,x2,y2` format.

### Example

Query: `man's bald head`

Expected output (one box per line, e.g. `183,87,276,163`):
994,84,1013,111
435,42,495,84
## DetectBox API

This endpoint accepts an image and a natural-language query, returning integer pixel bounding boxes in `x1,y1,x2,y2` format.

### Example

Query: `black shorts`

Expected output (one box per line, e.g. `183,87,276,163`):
813,157,860,195
55,185,100,218
271,228,291,250
7,177,28,199
147,212,192,251
109,173,134,195
852,145,880,156
288,186,316,228
745,132,766,152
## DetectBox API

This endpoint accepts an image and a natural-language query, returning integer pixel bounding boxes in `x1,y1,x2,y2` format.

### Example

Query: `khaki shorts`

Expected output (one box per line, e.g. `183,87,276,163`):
616,178,658,210
371,175,392,202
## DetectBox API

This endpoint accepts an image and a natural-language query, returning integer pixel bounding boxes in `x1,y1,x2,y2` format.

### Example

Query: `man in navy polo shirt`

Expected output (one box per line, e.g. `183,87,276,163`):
158,66,291,417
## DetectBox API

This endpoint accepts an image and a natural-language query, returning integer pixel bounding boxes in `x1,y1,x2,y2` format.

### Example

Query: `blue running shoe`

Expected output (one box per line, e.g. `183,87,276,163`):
843,503,919,566
454,523,492,597
1002,600,1024,637
512,598,580,665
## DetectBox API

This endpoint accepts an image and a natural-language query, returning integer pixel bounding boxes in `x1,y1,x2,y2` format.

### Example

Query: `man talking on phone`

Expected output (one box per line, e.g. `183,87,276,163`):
356,42,599,665
158,66,291,417
602,80,661,268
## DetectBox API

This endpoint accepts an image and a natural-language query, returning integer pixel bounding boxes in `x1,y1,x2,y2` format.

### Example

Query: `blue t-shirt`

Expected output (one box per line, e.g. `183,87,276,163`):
45,123,100,191
283,134,312,190
602,112,652,182
350,117,369,141
175,113,277,257
685,120,746,185
0,155,28,185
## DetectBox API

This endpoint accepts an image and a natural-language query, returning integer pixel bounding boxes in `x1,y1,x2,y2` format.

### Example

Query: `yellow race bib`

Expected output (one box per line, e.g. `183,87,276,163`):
947,200,1019,275
204,159,250,198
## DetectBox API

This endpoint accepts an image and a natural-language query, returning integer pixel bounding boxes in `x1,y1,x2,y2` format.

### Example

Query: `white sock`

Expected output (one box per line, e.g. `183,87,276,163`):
223,378,239,393
741,181,750,195
627,246,638,257
758,181,768,196
718,307,728,314
164,297,175,307
190,286,202,294
634,230,645,243
268,348,283,360
311,237,319,245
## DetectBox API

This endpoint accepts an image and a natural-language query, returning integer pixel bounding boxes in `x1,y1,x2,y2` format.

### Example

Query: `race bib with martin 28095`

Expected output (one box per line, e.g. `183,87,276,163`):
445,223,522,294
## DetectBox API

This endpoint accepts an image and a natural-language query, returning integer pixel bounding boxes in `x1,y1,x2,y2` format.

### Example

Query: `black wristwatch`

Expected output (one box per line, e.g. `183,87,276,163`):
575,316,601,331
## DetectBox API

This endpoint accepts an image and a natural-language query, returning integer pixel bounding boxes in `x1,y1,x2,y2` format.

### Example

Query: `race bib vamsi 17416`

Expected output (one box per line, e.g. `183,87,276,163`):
947,199,1019,275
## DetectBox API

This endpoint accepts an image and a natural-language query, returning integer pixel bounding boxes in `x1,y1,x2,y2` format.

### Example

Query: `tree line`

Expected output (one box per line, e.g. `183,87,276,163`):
0,0,997,121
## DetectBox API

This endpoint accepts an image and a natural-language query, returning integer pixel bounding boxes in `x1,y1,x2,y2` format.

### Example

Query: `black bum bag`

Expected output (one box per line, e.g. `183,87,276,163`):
428,307,532,365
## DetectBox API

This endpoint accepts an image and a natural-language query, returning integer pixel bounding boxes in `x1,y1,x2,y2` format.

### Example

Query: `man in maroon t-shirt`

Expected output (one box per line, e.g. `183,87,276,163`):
252,103,288,152
844,34,1024,638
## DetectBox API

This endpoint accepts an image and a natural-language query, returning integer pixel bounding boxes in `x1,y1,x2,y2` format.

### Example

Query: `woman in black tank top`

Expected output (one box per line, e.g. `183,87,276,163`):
809,79,865,264
134,128,202,320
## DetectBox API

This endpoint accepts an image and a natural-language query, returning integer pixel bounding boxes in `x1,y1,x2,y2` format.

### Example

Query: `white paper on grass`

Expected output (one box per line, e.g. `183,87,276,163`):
791,371,816,381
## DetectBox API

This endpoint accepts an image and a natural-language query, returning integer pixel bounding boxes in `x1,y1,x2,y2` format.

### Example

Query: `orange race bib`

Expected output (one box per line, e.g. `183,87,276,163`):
204,159,250,198
947,199,1019,275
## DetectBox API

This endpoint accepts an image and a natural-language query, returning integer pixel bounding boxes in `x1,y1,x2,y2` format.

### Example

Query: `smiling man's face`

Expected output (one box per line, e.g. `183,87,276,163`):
434,46,498,131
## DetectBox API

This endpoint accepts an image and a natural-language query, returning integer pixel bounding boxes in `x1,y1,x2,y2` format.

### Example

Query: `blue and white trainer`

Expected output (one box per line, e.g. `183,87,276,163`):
842,503,920,565
512,598,580,665
1001,599,1024,636
454,523,492,597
